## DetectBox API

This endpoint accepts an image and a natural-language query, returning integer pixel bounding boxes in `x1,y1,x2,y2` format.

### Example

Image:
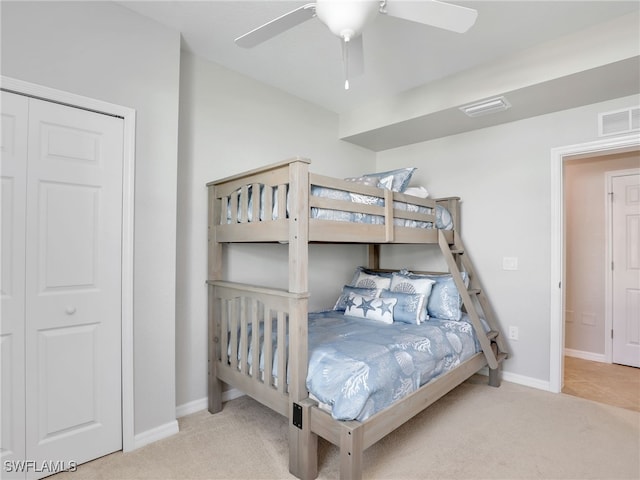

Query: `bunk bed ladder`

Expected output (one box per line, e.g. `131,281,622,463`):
437,230,509,386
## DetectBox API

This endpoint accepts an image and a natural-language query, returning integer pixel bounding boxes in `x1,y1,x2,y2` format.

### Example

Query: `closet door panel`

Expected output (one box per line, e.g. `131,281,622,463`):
25,98,124,474
0,91,28,477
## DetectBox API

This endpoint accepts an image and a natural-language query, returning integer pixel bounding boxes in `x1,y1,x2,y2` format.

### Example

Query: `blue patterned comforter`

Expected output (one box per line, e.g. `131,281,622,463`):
228,311,483,422
306,311,482,421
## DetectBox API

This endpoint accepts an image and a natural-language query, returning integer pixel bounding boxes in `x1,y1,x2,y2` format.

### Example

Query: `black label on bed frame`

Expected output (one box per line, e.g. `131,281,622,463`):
292,403,303,429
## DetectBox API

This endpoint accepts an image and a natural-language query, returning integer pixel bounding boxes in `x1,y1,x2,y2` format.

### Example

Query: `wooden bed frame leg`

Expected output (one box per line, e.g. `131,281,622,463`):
208,374,223,414
289,400,318,480
488,342,502,388
488,365,501,388
340,422,363,480
208,283,223,414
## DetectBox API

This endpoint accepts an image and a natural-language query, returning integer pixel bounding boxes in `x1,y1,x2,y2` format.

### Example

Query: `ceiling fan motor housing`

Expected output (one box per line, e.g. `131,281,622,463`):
315,0,380,40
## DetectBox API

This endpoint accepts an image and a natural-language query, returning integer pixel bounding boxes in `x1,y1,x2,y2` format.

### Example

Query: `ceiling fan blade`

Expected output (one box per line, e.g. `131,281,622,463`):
383,0,478,33
235,3,316,48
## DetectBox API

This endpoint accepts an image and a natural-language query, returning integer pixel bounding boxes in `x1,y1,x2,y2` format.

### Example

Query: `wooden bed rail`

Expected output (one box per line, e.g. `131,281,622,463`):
206,157,310,191
208,158,308,235
208,280,309,416
207,157,451,246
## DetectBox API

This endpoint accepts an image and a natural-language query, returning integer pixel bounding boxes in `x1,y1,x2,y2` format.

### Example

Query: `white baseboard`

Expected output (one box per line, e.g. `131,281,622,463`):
502,370,551,391
223,387,245,403
564,348,607,363
133,420,179,450
175,388,246,419
175,397,208,418
133,391,244,450
478,367,552,392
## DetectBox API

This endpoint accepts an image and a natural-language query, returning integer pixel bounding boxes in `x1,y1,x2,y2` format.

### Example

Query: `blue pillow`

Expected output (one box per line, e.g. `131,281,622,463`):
334,285,379,311
404,272,469,320
380,290,426,325
345,167,416,193
435,205,454,230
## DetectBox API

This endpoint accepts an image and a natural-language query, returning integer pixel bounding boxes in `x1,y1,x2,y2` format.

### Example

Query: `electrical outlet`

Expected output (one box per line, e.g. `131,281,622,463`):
508,326,519,341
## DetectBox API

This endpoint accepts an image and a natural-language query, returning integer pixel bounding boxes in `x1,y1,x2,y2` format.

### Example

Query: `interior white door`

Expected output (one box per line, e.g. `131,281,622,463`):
1,91,29,478
1,91,124,479
612,171,640,367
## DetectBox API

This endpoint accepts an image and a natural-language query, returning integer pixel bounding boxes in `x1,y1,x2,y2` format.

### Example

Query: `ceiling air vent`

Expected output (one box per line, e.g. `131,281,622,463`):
598,106,639,137
460,96,511,117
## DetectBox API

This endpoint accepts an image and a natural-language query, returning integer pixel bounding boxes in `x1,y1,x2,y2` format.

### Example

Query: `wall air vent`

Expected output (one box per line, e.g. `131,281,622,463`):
460,96,511,118
598,106,639,137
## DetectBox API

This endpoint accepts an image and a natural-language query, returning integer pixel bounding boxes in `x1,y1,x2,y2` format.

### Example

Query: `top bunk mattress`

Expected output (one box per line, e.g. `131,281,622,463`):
224,182,454,230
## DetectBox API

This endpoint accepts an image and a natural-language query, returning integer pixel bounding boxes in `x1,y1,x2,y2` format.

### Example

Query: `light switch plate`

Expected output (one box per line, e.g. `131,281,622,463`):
503,257,518,270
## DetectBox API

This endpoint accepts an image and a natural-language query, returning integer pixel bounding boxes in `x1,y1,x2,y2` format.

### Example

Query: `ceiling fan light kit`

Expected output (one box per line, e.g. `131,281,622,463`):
315,0,380,41
235,0,478,89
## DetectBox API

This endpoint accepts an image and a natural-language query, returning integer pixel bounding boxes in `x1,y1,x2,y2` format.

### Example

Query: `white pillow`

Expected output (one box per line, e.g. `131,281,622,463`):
351,270,392,290
333,285,380,311
390,273,436,321
403,186,429,198
344,293,396,324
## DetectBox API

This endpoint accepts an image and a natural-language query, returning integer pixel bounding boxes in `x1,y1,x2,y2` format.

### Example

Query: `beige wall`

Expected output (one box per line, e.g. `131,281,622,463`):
564,151,640,358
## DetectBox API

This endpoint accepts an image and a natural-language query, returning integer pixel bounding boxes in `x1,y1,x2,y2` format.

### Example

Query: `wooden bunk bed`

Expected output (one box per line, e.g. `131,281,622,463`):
207,157,509,479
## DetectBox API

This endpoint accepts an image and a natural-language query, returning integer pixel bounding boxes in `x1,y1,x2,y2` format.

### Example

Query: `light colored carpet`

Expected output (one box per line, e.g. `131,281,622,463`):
51,375,639,480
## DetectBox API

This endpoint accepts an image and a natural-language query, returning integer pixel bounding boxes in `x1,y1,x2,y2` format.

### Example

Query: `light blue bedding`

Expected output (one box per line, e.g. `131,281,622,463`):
225,184,453,230
228,310,482,422
309,186,453,229
306,311,481,421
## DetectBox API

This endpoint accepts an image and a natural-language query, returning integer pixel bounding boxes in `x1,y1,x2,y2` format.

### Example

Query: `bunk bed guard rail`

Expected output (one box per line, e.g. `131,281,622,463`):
207,157,454,245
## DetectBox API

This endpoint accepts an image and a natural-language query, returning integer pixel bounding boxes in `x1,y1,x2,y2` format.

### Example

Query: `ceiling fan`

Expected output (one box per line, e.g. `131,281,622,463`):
235,0,478,90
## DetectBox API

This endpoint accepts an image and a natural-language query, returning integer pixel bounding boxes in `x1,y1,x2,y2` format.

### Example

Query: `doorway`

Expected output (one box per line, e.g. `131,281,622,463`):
564,156,639,365
562,155,639,407
549,134,640,394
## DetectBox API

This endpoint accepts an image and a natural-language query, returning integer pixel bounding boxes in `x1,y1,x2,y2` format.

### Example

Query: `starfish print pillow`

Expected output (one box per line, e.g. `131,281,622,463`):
344,293,397,324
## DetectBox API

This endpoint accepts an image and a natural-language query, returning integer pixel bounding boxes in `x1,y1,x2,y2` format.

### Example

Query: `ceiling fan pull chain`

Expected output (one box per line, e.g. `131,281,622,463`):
342,35,350,90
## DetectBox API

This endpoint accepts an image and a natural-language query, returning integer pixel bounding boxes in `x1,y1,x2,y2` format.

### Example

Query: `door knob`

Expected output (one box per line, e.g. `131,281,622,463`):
65,306,77,315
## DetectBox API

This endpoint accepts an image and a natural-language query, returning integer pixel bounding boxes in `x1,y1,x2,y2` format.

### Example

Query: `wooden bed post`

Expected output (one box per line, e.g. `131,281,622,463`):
340,422,364,480
208,184,224,414
287,160,318,480
368,244,380,270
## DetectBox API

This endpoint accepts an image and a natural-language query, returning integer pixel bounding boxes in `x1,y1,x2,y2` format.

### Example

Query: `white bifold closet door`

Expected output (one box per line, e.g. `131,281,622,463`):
1,90,123,479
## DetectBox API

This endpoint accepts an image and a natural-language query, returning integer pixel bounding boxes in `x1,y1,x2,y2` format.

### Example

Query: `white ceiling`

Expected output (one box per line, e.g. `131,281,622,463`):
119,1,640,149
121,1,639,112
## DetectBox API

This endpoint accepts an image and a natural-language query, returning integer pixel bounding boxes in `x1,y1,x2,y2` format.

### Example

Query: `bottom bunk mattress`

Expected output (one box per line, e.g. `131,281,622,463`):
227,310,484,422
307,311,482,421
